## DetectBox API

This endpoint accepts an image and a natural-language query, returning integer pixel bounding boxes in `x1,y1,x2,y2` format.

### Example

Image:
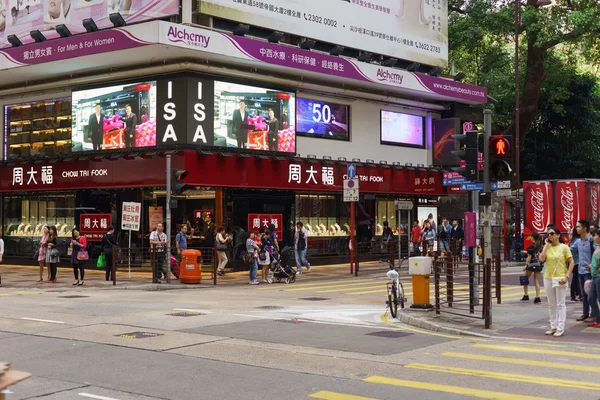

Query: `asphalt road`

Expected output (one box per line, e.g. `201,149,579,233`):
1,283,599,400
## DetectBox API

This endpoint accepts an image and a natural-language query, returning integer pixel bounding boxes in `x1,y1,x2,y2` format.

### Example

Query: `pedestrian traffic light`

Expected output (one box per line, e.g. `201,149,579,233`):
488,136,513,181
451,130,479,181
171,169,189,195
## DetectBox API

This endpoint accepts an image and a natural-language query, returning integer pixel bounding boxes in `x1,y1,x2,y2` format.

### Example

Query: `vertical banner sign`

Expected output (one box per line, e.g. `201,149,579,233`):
148,206,163,231
121,202,142,231
80,213,112,241
432,118,460,166
585,180,600,225
554,180,585,236
248,214,283,238
464,212,477,248
194,209,214,221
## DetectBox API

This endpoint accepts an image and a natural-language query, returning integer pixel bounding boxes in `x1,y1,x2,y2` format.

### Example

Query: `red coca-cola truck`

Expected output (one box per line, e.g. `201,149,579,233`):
523,180,600,245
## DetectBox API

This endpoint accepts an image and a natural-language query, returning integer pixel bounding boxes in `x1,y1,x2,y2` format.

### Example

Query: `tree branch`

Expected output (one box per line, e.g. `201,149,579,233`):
542,28,600,50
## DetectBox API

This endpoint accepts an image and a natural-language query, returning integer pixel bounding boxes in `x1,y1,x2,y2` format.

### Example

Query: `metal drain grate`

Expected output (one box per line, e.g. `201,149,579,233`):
167,312,205,317
115,332,164,339
255,306,284,310
58,295,90,298
299,297,330,301
366,331,413,338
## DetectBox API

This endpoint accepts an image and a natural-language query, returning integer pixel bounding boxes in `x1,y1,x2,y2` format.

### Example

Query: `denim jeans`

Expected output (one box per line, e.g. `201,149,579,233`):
578,273,592,317
249,259,258,282
295,249,310,272
588,277,600,323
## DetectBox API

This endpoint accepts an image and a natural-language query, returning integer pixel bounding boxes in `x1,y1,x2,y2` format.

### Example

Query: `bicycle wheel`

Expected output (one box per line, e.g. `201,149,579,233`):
398,282,405,309
388,282,398,318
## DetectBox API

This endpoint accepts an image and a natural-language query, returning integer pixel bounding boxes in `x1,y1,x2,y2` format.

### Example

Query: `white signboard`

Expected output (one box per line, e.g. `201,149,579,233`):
343,178,360,202
497,180,511,189
495,189,512,197
396,200,414,210
200,0,448,67
121,202,142,232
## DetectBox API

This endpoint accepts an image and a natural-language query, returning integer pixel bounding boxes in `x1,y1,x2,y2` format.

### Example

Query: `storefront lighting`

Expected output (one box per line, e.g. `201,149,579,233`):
268,31,284,43
307,154,317,159
109,13,127,28
238,153,251,158
329,45,344,56
198,150,213,156
30,30,46,43
257,154,269,160
323,156,332,160
83,18,99,33
382,58,398,67
379,160,388,165
406,62,420,72
428,67,442,77
218,152,232,157
7,35,23,47
453,72,466,82
233,23,250,36
357,52,372,62
392,162,401,169
352,158,361,163
56,24,72,38
300,39,316,50
338,157,346,162
366,159,375,165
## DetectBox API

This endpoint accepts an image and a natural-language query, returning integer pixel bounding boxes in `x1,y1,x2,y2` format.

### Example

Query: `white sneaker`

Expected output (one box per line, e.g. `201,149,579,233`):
544,329,556,335
250,280,260,285
553,330,564,337
306,267,311,273
296,270,302,275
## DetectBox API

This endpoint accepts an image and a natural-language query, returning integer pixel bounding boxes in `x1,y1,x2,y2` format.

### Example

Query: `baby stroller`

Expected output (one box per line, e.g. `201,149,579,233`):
268,246,297,284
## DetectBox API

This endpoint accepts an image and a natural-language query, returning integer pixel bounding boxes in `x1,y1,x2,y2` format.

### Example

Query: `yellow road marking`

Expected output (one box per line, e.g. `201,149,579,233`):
577,346,600,352
316,284,385,293
283,281,387,292
443,352,600,373
308,390,378,400
507,341,568,348
0,294,10,297
362,376,553,400
13,291,43,295
473,344,600,360
257,278,377,290
405,363,600,391
349,286,469,295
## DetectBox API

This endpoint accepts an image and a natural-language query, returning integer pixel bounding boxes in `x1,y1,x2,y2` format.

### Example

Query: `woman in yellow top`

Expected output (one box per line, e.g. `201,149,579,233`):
538,225,575,337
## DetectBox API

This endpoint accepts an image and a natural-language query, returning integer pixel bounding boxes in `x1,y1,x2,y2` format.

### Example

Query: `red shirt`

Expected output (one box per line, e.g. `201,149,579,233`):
411,226,422,243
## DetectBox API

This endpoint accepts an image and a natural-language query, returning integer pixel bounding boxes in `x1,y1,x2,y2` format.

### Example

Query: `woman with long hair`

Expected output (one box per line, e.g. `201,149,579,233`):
70,227,87,286
215,226,230,276
421,221,435,256
46,225,59,283
37,225,49,282
521,232,544,303
539,225,575,337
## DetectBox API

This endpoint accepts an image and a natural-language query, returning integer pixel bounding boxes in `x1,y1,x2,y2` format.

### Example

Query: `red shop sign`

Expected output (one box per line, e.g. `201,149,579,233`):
248,214,283,238
79,214,112,241
194,210,214,221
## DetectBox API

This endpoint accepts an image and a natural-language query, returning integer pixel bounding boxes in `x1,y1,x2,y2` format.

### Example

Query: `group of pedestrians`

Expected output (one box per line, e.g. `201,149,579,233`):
410,217,464,257
520,220,600,337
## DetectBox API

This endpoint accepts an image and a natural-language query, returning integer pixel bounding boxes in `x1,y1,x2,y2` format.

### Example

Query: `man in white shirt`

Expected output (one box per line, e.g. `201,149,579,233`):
150,223,168,282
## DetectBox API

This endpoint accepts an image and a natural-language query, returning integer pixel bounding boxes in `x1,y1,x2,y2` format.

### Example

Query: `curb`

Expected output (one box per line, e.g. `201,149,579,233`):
396,311,491,338
101,283,216,291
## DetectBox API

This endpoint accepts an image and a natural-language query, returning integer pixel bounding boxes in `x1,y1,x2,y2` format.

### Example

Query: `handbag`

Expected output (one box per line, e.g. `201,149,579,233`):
97,254,107,268
519,275,530,286
243,252,254,263
259,251,267,261
77,250,89,261
216,241,227,251
528,261,543,272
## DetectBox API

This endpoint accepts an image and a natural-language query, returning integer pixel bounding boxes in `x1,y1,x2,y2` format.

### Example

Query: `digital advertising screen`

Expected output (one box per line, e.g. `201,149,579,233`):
380,110,425,148
71,81,157,152
296,98,349,141
213,81,296,153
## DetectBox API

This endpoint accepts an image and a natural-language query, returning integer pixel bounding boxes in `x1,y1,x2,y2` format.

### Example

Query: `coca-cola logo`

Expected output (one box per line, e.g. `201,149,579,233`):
592,187,598,221
531,188,547,232
561,187,575,232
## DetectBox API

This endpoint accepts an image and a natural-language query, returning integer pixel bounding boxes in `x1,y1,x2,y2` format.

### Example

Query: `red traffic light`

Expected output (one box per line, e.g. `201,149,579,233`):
490,136,511,157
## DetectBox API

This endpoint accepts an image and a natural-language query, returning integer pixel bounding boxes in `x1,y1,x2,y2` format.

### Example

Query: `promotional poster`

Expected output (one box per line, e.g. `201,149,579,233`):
296,97,349,140
200,0,448,67
380,110,424,148
71,81,157,152
432,118,459,166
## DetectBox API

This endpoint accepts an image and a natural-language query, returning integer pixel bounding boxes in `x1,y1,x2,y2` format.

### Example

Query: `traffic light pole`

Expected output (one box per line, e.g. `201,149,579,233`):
165,154,172,284
483,110,492,261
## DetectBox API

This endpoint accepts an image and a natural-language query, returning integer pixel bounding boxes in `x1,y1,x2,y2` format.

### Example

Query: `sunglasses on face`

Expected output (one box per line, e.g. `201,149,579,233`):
547,232,556,236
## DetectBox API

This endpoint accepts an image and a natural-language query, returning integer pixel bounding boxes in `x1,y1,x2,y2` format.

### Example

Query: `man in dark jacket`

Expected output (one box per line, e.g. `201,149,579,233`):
88,103,104,151
450,220,464,258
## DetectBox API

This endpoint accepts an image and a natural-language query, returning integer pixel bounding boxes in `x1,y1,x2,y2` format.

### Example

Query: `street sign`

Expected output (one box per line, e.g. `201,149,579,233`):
395,200,414,210
497,180,511,189
443,177,467,186
495,189,512,197
347,163,357,179
343,178,359,202
460,182,499,191
122,202,141,231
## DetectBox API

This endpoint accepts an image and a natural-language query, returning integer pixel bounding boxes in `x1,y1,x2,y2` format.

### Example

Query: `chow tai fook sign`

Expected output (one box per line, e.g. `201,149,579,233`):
248,214,283,238
80,214,112,241
194,210,214,221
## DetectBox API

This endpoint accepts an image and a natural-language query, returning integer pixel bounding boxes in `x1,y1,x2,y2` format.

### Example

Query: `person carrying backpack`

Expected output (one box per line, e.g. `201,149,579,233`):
521,232,544,303
380,221,394,262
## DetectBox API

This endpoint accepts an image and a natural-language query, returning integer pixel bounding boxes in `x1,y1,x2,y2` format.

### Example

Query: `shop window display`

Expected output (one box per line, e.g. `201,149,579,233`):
3,193,76,257
295,194,350,237
376,199,399,236
5,98,72,160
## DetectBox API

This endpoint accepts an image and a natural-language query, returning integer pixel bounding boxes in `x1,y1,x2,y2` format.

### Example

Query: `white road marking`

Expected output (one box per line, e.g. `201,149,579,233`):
79,393,121,400
21,317,64,324
173,308,213,313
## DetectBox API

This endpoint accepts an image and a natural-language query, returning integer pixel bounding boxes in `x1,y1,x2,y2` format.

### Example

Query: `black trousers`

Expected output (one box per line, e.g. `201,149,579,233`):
50,263,58,280
105,253,114,280
73,263,85,280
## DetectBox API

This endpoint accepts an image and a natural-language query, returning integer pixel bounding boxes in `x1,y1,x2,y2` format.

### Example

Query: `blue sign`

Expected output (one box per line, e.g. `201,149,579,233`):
347,163,357,179
443,177,467,186
459,182,499,191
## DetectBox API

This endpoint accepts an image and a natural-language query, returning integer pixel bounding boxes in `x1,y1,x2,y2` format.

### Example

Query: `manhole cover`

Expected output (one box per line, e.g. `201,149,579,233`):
255,306,284,310
299,297,330,301
366,331,413,338
115,332,164,339
167,312,204,317
58,295,90,299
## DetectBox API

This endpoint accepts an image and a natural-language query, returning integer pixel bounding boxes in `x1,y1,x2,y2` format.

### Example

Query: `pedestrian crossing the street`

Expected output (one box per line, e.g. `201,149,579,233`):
307,340,600,399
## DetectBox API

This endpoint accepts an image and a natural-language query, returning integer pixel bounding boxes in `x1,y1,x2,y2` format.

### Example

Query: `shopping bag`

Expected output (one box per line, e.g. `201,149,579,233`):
97,254,107,268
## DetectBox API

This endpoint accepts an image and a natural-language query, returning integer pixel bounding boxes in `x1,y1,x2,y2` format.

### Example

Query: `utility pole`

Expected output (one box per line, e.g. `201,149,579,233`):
165,154,172,284
483,109,493,261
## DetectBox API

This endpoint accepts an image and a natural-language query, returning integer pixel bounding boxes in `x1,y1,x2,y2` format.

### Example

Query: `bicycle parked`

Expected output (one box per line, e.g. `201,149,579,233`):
386,257,409,318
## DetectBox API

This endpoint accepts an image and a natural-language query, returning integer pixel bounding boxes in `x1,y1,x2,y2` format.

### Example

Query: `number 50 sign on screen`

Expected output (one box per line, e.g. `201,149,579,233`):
296,98,350,141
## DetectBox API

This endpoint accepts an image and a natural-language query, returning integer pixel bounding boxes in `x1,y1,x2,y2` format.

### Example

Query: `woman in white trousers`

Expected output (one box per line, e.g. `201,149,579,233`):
538,225,574,337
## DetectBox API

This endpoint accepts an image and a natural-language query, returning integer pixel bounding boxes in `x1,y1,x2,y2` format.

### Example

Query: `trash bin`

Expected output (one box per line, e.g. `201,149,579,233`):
408,256,433,309
180,249,202,284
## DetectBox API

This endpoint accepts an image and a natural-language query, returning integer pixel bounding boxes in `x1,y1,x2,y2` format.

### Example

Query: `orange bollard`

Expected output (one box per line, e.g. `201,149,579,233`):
411,275,431,306
180,249,202,284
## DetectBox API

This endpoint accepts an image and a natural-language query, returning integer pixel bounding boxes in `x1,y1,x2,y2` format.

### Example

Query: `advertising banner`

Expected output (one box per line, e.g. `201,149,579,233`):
523,180,554,238
248,213,283,238
554,180,585,236
121,201,141,231
585,180,600,225
200,0,448,67
432,118,459,166
193,209,213,222
0,0,178,49
148,206,163,231
296,97,349,141
79,213,112,241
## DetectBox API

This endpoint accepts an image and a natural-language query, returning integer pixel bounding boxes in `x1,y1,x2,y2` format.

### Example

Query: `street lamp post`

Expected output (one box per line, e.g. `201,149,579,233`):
514,0,551,240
